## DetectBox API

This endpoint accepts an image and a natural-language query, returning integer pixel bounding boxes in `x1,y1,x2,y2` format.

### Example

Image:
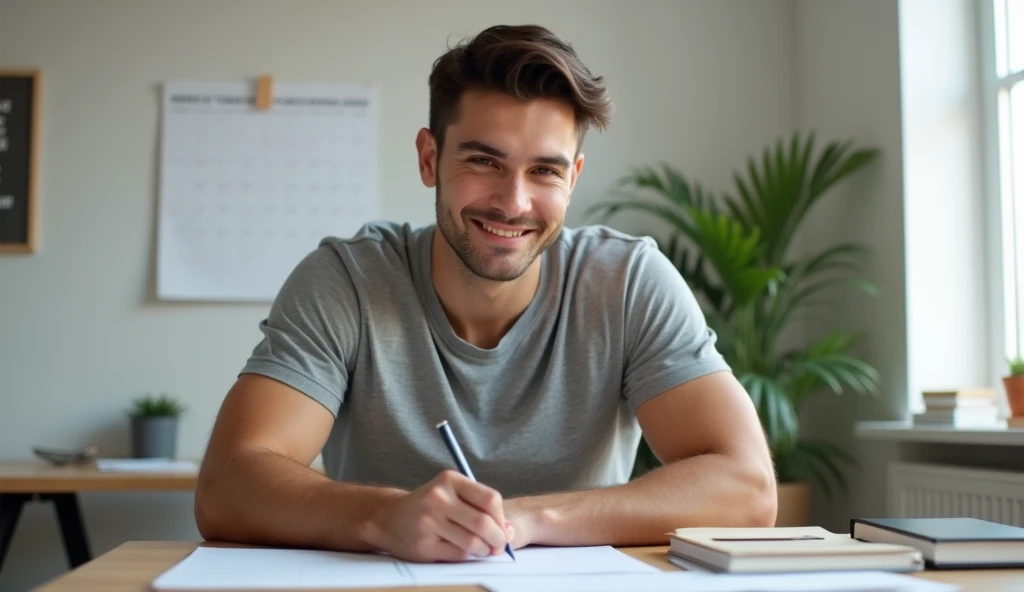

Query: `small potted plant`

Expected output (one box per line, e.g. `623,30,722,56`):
127,393,186,459
1003,357,1024,418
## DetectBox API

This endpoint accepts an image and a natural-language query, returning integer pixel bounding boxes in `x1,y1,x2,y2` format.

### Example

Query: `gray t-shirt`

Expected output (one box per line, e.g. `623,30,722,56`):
239,221,730,497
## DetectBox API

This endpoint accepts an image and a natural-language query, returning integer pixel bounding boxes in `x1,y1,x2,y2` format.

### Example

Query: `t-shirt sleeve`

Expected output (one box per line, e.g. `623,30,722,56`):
238,244,359,417
622,239,732,413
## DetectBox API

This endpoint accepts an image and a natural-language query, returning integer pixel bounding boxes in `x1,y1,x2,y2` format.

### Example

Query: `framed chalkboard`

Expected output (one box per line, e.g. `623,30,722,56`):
0,70,41,253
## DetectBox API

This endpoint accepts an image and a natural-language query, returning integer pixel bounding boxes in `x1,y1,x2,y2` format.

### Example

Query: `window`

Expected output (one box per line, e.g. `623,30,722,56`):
988,0,1024,360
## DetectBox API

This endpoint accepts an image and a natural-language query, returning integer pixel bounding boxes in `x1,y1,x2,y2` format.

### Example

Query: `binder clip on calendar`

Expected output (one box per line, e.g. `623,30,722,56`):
255,74,273,110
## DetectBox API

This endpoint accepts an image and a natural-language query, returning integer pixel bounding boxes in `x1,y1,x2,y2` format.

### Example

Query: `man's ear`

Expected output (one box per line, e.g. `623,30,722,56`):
568,152,585,198
415,128,438,188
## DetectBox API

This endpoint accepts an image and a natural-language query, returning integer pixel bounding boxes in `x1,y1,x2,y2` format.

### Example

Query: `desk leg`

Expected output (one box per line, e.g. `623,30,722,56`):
43,493,91,568
0,493,29,572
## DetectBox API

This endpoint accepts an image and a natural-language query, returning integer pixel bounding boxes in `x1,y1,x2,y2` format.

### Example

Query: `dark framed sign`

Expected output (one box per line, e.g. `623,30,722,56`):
0,70,41,253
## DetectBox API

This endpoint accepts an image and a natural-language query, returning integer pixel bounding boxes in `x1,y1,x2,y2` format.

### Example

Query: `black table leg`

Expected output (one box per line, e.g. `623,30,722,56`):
0,493,30,573
43,493,91,568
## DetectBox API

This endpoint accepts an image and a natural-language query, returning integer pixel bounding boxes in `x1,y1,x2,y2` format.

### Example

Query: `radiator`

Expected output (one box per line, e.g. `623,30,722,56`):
887,462,1024,526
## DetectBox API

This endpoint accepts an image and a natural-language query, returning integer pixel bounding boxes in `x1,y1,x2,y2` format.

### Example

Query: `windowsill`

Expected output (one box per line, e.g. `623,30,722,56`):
855,420,1024,446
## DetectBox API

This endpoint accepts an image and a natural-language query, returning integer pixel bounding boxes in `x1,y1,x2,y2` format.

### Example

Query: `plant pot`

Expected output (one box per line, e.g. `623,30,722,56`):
775,481,811,526
130,416,179,459
1003,375,1024,417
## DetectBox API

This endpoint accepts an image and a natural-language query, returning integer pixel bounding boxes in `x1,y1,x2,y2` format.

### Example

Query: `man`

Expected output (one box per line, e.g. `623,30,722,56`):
195,24,776,564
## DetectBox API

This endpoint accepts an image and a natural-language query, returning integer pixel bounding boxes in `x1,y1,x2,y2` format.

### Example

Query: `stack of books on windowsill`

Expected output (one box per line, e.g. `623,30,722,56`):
913,387,1003,428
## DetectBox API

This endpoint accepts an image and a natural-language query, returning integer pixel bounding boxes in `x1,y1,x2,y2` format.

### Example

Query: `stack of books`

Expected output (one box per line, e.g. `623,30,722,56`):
851,517,1024,569
914,387,1002,427
667,526,923,573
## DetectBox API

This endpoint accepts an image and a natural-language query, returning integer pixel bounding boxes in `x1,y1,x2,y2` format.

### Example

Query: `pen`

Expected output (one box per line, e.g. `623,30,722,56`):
436,420,516,562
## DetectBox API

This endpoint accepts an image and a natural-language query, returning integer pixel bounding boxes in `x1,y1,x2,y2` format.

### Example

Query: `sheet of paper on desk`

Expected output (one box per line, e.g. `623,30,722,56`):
150,548,411,590
477,570,961,592
406,545,659,583
150,545,659,590
96,458,197,472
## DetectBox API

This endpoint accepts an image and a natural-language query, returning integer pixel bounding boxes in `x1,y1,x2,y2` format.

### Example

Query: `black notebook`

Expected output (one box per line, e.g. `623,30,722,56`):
850,517,1024,569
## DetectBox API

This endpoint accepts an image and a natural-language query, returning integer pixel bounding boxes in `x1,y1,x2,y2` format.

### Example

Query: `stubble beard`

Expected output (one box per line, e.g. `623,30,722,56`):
435,184,561,282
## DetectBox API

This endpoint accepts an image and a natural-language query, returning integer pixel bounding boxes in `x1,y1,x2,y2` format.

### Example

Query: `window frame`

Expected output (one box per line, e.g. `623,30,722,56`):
982,0,1024,380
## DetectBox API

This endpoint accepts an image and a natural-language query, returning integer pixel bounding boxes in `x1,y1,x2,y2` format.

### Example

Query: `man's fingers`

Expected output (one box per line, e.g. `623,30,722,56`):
434,518,493,558
451,478,506,528
432,538,471,563
446,495,508,552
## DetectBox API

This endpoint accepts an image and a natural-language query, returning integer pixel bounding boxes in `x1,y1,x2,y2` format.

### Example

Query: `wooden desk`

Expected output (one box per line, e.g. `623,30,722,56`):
32,541,1024,592
0,460,198,573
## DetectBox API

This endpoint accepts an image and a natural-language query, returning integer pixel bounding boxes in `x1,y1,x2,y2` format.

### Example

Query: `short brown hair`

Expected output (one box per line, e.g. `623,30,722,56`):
428,24,613,154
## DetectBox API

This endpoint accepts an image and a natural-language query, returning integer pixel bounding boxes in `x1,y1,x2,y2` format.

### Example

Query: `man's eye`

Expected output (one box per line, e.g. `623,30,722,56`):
470,157,493,166
536,167,560,176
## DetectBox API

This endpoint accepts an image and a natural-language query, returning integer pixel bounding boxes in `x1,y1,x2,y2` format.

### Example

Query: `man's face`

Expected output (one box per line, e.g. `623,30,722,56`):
416,89,585,282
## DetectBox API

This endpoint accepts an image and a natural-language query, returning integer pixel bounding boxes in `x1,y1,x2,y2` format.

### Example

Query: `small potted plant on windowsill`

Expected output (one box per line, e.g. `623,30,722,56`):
1003,357,1024,418
127,393,186,459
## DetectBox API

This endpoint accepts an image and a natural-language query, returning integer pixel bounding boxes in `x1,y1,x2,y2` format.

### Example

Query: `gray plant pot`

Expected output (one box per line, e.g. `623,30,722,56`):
130,416,179,459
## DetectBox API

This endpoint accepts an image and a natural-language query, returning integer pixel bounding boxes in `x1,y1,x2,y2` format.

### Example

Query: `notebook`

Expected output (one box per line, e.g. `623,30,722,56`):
850,517,1024,569
668,526,923,574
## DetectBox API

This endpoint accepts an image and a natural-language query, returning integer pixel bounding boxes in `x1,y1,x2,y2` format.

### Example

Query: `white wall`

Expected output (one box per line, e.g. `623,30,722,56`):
0,1,798,589
794,0,907,530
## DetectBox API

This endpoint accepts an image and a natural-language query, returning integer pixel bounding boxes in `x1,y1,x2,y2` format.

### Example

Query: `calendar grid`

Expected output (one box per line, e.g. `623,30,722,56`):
156,80,378,302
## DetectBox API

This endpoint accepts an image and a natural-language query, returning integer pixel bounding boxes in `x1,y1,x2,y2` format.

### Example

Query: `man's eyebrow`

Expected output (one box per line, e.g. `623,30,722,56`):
455,140,507,159
456,140,571,169
533,154,572,169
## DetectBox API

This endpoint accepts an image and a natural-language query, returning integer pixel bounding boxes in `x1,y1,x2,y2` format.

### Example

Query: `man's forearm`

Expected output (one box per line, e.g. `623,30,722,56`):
194,448,404,551
513,453,776,547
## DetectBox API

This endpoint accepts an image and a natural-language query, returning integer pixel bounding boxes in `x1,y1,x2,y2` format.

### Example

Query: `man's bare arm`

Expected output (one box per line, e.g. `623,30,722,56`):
195,374,512,561
504,371,777,547
194,374,402,551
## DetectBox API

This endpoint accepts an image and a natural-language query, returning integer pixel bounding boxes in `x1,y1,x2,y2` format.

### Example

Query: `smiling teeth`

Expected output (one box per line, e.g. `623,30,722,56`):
482,224,524,238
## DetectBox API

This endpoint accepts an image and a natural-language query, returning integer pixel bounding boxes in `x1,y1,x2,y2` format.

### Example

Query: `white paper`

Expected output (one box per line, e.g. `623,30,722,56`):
151,545,658,590
406,545,659,583
157,80,379,302
477,570,961,592
151,547,409,590
96,458,197,472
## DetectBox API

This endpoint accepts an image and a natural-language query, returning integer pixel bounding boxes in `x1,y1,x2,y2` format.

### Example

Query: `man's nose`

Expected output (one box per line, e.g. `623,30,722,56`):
492,173,531,220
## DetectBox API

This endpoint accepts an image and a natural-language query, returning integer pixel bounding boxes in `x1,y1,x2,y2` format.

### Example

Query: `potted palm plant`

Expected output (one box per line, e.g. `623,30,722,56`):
127,393,186,459
591,131,881,525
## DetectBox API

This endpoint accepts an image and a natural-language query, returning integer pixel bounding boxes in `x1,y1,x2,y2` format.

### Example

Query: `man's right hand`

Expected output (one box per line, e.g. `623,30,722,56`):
364,469,512,563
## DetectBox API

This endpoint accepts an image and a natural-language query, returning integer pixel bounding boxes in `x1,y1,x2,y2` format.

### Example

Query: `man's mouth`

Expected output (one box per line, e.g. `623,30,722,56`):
471,219,535,239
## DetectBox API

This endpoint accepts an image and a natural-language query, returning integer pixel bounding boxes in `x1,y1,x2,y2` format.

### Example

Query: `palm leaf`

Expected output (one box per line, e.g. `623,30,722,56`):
585,198,693,237
799,439,859,498
687,207,783,308
658,237,729,316
783,276,878,318
724,133,880,266
739,373,798,449
660,164,710,210
786,242,870,279
602,164,712,211
761,275,875,353
786,330,880,404
731,172,765,235
809,144,880,199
